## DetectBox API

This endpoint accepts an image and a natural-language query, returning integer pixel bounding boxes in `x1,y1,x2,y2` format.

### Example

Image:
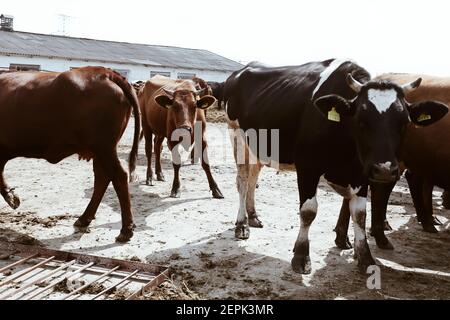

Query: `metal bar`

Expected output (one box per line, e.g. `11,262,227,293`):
25,262,95,300
0,242,167,274
0,254,39,274
91,270,139,300
70,265,153,283
0,256,55,287
126,269,169,300
62,266,120,300
0,260,76,300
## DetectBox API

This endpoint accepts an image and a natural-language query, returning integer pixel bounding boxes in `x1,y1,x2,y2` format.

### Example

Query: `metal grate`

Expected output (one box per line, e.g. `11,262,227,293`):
0,242,170,300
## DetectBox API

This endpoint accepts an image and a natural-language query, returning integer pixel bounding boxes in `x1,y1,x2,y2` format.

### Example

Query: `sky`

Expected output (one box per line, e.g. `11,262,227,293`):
2,0,450,76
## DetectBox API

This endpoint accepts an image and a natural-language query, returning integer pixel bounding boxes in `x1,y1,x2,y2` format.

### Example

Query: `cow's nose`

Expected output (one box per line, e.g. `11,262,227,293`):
370,162,399,183
177,125,192,133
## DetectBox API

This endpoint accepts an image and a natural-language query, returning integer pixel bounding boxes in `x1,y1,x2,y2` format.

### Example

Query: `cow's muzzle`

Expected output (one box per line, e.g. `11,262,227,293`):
369,162,399,183
177,125,193,133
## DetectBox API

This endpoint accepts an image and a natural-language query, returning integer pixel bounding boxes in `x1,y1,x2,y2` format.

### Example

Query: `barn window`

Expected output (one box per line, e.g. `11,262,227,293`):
114,69,130,79
150,71,171,78
177,72,196,80
10,63,40,71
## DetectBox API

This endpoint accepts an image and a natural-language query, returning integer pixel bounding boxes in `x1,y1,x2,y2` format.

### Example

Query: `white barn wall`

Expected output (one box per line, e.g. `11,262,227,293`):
0,55,231,82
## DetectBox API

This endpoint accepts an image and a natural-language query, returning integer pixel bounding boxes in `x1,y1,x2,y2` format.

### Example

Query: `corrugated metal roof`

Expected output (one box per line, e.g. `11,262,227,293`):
0,30,243,72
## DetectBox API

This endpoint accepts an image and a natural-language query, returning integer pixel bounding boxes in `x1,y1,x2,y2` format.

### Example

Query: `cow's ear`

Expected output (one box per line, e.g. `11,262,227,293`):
155,95,173,109
197,95,216,109
314,94,353,123
408,101,448,126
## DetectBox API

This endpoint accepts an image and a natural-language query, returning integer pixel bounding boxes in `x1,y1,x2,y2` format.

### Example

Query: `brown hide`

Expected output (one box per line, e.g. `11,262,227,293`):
138,75,208,149
0,66,141,242
376,73,450,188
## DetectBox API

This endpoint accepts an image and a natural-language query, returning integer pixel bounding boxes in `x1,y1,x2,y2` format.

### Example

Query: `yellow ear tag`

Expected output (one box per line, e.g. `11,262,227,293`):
417,113,431,122
328,107,340,122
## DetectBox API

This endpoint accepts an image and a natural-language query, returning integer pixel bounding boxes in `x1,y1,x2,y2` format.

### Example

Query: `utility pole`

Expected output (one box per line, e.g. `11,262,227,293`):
57,14,73,36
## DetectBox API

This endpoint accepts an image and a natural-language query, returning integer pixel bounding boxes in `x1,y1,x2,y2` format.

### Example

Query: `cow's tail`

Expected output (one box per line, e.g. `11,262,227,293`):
109,71,141,181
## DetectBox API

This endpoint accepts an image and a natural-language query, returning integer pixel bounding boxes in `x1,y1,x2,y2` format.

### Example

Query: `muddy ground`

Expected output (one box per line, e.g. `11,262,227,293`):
0,112,449,300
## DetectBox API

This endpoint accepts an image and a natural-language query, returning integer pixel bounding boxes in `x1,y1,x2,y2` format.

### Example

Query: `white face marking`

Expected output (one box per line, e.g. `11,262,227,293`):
367,89,398,113
378,161,392,171
312,59,352,99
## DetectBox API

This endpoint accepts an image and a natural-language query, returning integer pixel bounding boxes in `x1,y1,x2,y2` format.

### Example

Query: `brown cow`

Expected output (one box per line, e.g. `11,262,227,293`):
0,67,141,242
375,73,450,230
138,75,224,199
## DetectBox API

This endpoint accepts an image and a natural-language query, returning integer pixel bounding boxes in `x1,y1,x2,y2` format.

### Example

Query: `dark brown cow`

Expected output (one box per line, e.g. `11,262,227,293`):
0,67,141,242
373,73,450,233
138,75,223,199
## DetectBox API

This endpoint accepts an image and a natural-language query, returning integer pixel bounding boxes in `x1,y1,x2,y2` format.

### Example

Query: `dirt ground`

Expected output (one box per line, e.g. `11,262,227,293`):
0,112,449,300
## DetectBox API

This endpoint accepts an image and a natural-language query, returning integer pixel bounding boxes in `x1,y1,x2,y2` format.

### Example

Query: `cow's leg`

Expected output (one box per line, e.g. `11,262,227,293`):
334,199,352,249
190,142,200,165
0,159,20,209
110,154,135,242
200,139,224,199
170,163,181,198
421,178,440,231
74,158,110,229
144,130,154,186
405,170,437,232
350,186,376,272
442,190,450,209
246,162,263,228
370,182,395,250
235,163,250,239
291,170,320,274
154,136,165,182
169,143,182,198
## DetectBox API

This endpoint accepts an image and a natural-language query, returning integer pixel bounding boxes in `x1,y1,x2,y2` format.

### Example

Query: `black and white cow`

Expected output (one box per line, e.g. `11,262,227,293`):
223,59,448,274
208,81,225,109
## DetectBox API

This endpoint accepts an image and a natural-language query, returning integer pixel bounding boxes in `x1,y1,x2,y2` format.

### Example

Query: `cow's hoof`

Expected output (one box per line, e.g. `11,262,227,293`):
374,235,394,250
129,173,139,183
3,190,20,210
357,257,376,273
335,235,352,250
235,224,250,239
116,232,132,243
291,254,311,274
116,225,135,243
73,222,91,233
73,217,92,229
170,189,180,198
422,223,438,233
212,187,224,199
383,220,393,231
156,173,165,182
432,216,443,225
248,215,263,228
146,179,154,186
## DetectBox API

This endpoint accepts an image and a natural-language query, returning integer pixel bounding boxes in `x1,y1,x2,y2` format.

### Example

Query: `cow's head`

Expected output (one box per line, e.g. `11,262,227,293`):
154,81,216,133
314,75,448,183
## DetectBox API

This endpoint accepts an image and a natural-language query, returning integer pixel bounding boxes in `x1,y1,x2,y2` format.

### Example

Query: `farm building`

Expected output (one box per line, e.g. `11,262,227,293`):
0,17,243,82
